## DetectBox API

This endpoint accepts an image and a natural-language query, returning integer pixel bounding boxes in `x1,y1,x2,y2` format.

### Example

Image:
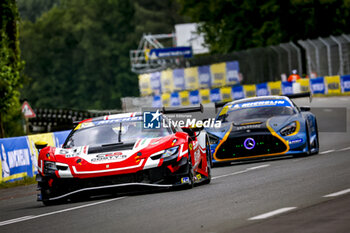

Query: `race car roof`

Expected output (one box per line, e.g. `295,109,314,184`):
223,95,293,107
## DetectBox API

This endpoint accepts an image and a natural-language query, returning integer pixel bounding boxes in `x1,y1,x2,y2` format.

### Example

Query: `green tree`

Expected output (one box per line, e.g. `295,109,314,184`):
0,0,24,138
20,0,138,110
178,0,350,53
17,0,60,22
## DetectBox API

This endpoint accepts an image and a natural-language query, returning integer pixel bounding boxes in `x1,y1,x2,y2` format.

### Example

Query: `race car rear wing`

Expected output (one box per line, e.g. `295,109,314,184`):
161,104,204,114
284,92,312,102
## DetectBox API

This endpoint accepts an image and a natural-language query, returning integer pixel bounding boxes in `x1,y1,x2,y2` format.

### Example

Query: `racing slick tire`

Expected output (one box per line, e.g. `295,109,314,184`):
202,138,212,185
310,120,319,155
183,148,195,189
293,121,311,158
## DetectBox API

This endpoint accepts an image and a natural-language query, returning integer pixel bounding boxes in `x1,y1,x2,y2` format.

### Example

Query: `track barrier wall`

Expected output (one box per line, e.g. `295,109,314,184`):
0,130,70,183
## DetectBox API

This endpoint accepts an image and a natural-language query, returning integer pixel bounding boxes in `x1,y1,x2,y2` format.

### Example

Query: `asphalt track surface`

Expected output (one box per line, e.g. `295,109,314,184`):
0,96,350,233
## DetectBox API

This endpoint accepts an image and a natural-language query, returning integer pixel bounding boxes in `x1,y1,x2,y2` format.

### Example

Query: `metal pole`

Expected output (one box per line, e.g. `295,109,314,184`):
330,36,344,75
342,34,350,74
298,40,312,76
280,43,292,73
290,42,303,76
319,37,332,75
307,39,320,75
270,46,283,77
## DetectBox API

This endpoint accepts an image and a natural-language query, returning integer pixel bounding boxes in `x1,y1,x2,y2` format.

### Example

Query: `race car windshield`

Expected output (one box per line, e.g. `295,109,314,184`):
217,106,296,123
63,121,171,148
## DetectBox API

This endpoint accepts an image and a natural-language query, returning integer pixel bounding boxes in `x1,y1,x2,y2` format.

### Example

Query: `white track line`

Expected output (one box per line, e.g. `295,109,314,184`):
212,164,270,180
0,196,125,227
248,207,297,220
319,150,335,154
338,147,350,152
323,188,350,197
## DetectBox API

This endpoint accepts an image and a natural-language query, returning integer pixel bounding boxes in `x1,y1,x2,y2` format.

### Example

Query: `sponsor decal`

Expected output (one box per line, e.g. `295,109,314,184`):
288,138,303,144
91,152,127,162
236,125,262,130
181,177,190,184
244,138,256,150
230,100,290,110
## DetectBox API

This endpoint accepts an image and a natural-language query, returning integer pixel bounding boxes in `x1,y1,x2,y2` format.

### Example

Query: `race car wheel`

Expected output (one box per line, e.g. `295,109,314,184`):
40,188,63,206
311,120,319,155
183,148,194,189
202,137,212,185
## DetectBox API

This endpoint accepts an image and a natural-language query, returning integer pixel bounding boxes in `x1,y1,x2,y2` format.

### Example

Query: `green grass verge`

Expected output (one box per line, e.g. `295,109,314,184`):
0,176,36,189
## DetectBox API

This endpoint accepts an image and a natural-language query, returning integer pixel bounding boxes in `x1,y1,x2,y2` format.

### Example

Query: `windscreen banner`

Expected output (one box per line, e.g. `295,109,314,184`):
341,75,350,92
152,95,162,108
210,63,226,88
281,81,293,95
184,67,199,90
325,75,341,94
189,90,200,105
173,68,186,91
0,131,69,183
138,74,152,96
220,87,232,102
179,91,190,106
161,69,174,93
210,88,222,102
310,77,325,94
198,65,211,89
161,93,171,107
232,85,245,100
268,81,282,95
256,83,269,96
170,92,180,106
225,61,240,85
200,89,211,104
150,72,162,95
296,79,310,93
244,85,256,98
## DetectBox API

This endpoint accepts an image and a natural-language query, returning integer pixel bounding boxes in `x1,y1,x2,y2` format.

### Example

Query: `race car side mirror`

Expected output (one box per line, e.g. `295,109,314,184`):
300,106,311,112
35,141,48,150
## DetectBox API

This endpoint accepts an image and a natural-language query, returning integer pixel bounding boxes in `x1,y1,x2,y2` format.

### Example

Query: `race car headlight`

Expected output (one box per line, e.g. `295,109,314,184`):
208,133,220,145
161,146,179,159
280,121,297,136
44,161,57,174
44,161,57,170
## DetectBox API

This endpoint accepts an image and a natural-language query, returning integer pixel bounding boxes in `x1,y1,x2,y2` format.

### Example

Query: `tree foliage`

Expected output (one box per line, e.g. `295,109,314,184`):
20,0,138,110
0,0,24,138
178,0,350,53
19,0,186,111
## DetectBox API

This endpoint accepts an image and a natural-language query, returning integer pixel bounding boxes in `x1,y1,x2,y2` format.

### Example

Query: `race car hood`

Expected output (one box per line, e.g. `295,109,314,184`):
207,115,298,139
43,135,184,178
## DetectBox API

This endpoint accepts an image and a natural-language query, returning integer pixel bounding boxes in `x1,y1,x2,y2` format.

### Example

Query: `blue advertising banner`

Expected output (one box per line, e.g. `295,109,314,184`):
173,69,185,91
232,85,245,100
152,95,162,107
256,83,269,96
150,72,162,94
0,136,33,182
281,81,293,95
170,92,180,106
198,65,211,88
210,88,221,102
226,61,240,84
53,130,71,148
341,75,350,92
189,90,200,105
310,77,325,94
149,46,192,58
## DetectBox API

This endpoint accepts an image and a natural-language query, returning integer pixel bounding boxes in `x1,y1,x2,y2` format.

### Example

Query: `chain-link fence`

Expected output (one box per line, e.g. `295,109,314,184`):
185,34,350,84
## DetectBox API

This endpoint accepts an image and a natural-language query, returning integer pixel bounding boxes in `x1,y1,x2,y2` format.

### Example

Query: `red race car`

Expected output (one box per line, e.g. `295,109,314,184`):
36,109,212,205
